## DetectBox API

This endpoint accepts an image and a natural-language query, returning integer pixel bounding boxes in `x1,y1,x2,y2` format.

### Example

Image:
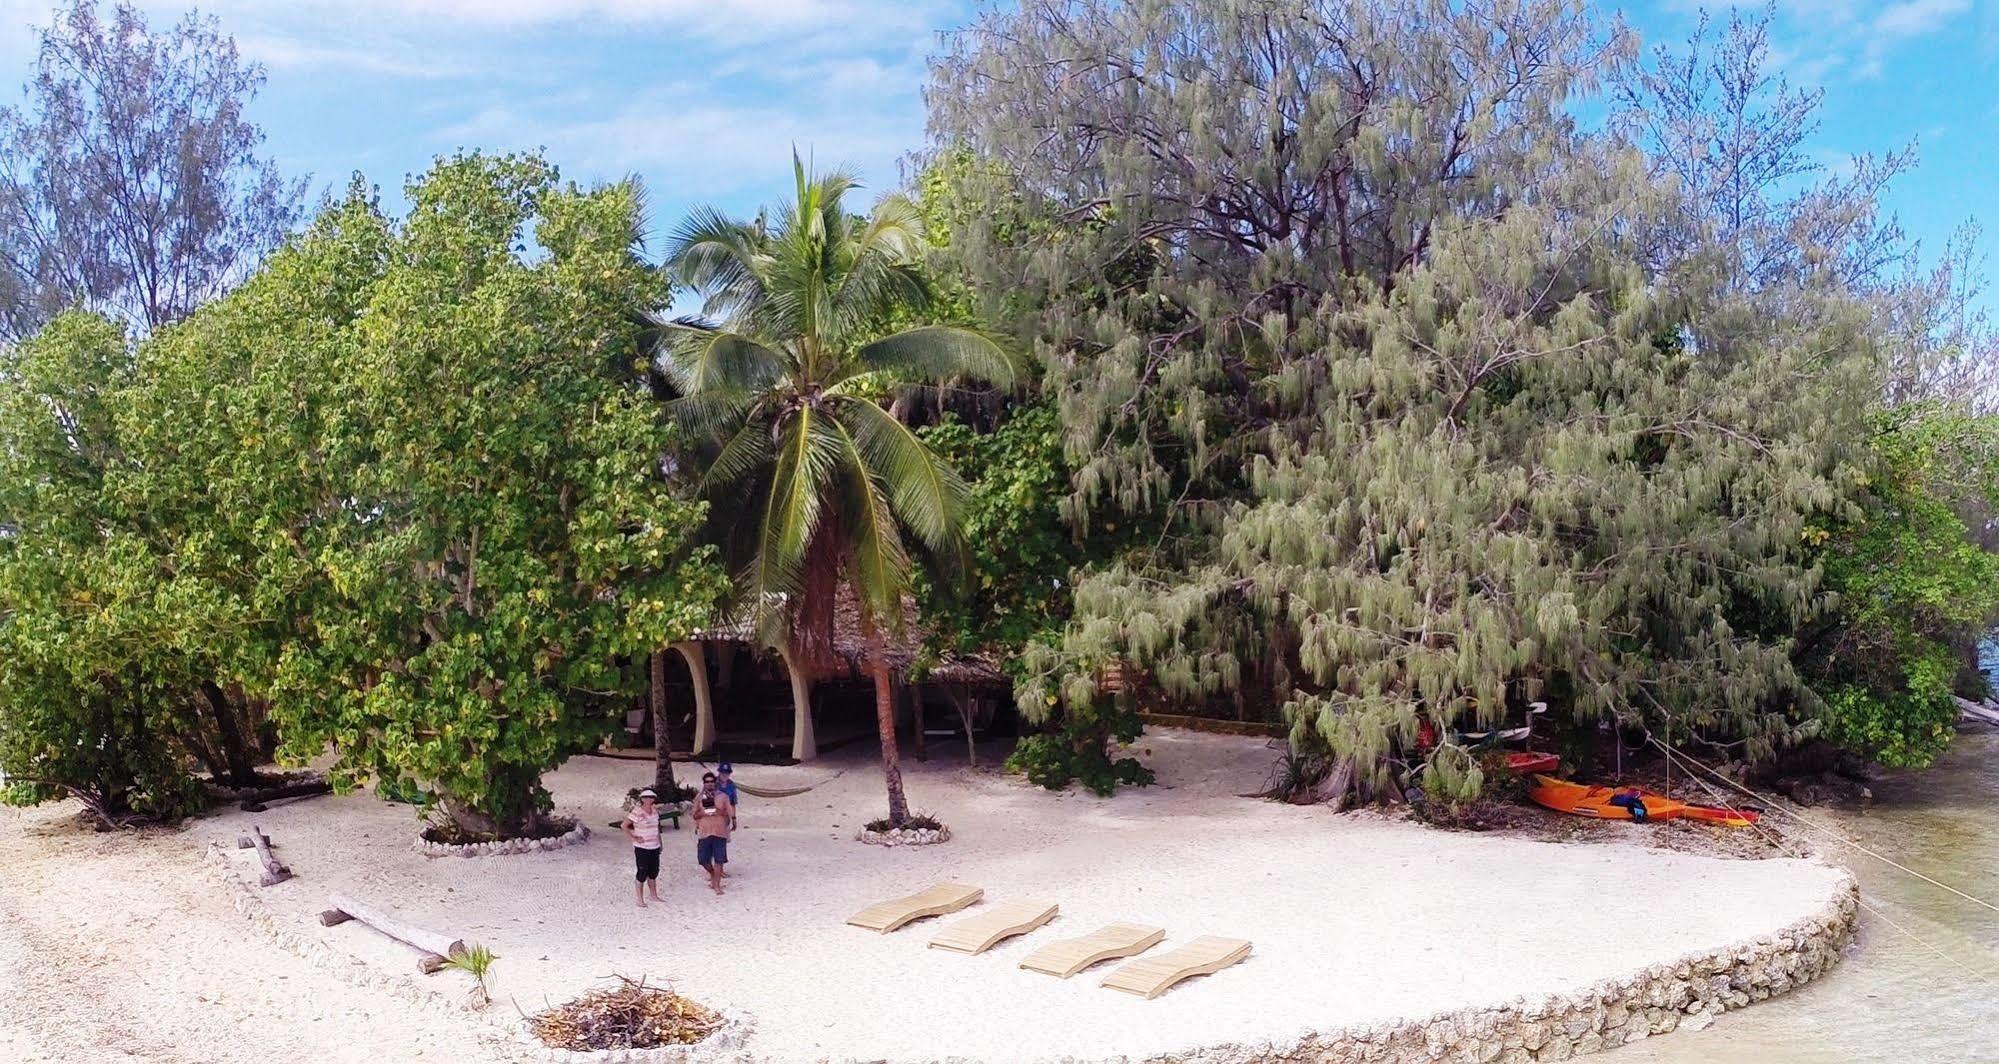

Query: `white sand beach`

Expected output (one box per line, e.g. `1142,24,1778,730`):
0,728,1853,1063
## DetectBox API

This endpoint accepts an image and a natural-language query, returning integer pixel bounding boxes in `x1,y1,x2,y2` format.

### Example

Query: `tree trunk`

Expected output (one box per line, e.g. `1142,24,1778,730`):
650,650,678,798
866,632,911,828
945,686,979,769
201,681,259,787
440,773,544,839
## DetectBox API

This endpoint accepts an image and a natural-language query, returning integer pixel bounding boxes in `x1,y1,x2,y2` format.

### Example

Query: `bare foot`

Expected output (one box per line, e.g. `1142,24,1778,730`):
636,899,647,908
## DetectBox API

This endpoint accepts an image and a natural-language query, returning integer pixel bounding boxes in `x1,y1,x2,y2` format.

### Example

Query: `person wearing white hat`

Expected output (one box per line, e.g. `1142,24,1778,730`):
621,788,665,907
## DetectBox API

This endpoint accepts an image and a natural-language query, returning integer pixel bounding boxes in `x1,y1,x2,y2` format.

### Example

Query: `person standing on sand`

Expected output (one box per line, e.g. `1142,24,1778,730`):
622,787,665,907
716,762,740,829
715,762,741,877
691,771,733,895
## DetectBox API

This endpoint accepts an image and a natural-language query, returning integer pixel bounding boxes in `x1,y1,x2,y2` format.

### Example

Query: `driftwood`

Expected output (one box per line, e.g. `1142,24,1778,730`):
321,892,467,974
1958,697,1999,728
236,825,292,886
238,778,333,812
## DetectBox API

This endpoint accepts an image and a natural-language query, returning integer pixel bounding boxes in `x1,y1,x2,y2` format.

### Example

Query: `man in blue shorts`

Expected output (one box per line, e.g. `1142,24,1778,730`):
690,771,733,895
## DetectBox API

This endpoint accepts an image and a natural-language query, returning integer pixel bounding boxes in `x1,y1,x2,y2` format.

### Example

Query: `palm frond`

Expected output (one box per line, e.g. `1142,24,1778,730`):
856,325,1019,388
753,404,848,599
828,417,911,631
832,395,970,555
658,324,787,395
666,205,767,319
699,410,776,489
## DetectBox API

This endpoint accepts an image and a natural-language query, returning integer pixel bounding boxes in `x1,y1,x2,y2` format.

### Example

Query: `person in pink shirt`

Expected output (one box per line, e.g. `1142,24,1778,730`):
621,788,665,907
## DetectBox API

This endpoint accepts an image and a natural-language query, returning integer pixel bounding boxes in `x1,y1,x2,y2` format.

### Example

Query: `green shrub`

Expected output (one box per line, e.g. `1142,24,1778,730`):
1817,649,1962,769
1005,705,1155,797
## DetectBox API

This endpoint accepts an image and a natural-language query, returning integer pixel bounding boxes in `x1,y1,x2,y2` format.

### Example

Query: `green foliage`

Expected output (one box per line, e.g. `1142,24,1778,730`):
255,154,727,837
914,403,1081,658
1003,700,1153,797
1,154,729,836
1805,408,1999,767
1419,745,1486,819
0,313,210,824
929,0,1890,795
447,942,498,1005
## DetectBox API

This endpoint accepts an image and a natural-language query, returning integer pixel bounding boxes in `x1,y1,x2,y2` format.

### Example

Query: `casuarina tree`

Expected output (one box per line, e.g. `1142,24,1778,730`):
0,1,303,340
663,155,1014,827
927,0,1880,799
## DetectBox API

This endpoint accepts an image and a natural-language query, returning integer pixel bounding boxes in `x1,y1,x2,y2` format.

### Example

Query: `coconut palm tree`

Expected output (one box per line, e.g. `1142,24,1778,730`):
662,156,1014,827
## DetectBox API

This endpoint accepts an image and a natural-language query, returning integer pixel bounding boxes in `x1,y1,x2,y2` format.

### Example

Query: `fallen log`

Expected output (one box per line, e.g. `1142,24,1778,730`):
1958,697,1999,728
238,778,333,812
322,892,467,975
237,825,291,886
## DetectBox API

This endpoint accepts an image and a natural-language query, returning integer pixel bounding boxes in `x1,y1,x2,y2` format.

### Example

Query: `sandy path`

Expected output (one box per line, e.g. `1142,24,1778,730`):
0,811,503,1064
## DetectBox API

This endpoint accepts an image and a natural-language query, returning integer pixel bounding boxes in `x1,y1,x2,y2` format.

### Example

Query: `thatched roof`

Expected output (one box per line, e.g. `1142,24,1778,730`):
689,586,1005,686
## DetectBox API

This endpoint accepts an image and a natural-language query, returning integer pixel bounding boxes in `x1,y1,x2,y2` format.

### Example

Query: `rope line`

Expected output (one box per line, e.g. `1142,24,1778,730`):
1647,738,1999,916
1645,738,1999,985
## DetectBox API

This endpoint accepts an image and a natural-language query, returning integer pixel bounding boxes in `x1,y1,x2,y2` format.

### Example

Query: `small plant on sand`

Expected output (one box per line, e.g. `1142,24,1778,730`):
446,943,497,1006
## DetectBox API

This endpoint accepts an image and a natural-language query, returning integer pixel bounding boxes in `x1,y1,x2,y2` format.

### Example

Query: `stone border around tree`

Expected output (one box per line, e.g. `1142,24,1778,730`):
855,824,951,847
414,819,590,859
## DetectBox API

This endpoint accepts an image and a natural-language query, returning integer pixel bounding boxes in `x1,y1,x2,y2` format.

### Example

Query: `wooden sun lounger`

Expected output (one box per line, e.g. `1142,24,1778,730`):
1019,922,1165,978
845,882,983,933
927,898,1058,954
1101,936,1252,999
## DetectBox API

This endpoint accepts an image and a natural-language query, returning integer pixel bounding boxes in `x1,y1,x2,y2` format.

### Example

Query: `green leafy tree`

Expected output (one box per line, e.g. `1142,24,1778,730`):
257,155,727,837
0,312,208,824
1803,409,1999,767
663,157,1014,827
914,403,1078,658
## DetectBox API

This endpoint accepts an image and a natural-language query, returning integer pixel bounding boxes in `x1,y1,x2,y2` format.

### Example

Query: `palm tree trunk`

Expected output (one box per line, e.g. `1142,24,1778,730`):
866,630,911,827
650,650,678,798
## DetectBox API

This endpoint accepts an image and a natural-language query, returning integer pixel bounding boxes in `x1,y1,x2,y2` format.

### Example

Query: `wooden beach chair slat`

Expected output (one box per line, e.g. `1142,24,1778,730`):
927,898,1059,954
1100,935,1252,999
1019,922,1165,978
845,882,983,933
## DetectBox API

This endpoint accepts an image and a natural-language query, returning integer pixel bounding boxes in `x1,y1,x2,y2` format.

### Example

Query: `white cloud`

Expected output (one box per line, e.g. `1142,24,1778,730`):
1873,0,1971,39
234,32,481,80
435,91,921,199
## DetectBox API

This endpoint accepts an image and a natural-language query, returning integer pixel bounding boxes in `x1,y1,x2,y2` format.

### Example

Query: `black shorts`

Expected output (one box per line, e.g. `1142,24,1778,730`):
696,836,728,867
634,845,661,881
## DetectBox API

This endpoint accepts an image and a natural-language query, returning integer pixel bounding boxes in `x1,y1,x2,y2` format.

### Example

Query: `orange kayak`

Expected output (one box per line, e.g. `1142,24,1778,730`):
1527,775,1759,828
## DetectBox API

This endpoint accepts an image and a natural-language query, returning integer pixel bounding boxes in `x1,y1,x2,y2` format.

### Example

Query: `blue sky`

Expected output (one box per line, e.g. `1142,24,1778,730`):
1,0,1994,285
